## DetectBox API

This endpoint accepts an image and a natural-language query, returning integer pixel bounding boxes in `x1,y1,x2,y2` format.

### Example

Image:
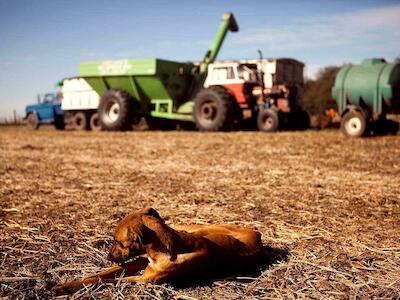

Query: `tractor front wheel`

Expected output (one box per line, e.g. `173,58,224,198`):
193,87,233,131
98,89,136,131
257,109,279,132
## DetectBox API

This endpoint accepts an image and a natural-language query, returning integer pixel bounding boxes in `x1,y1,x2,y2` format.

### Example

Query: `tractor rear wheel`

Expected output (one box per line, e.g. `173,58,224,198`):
257,109,279,132
73,112,89,131
27,113,39,130
98,89,136,131
193,87,233,131
341,110,367,137
90,113,101,131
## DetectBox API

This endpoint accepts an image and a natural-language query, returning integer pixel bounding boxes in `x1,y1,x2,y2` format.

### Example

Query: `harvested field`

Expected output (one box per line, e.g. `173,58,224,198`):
1,126,399,299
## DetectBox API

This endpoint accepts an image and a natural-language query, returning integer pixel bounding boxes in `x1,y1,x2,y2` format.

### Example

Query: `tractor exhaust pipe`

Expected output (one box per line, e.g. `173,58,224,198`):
257,49,266,103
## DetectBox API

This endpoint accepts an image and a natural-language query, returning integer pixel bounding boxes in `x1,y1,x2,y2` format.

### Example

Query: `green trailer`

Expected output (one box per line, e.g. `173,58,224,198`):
332,58,400,137
78,13,239,131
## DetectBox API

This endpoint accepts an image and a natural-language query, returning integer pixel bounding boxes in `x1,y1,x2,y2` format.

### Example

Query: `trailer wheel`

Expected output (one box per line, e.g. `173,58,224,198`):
73,112,89,131
98,89,136,131
27,113,39,130
54,116,65,130
90,113,101,131
257,109,279,132
193,87,233,131
341,110,366,137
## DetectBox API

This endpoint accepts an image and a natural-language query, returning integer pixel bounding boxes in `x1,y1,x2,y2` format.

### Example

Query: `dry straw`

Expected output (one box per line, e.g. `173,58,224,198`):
1,127,399,299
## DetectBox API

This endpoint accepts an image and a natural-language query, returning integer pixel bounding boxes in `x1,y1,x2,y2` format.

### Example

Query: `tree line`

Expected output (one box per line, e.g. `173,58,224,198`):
303,66,341,115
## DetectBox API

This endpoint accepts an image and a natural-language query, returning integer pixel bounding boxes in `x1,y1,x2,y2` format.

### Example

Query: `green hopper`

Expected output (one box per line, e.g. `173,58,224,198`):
78,13,238,130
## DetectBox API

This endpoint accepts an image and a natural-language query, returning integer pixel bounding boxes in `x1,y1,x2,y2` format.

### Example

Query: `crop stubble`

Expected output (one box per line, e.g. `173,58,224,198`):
0,127,399,299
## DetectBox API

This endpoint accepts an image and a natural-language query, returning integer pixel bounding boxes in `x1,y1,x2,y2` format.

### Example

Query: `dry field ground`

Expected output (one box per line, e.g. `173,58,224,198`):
0,126,399,299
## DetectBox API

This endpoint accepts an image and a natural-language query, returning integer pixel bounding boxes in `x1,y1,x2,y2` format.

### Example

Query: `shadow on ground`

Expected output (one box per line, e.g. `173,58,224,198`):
171,245,289,288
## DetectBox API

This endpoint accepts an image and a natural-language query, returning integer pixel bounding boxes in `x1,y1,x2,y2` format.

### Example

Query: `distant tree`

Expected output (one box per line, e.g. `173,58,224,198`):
303,66,341,114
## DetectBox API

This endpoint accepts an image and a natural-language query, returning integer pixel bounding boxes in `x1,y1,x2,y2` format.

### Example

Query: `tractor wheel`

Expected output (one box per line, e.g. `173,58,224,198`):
89,113,101,131
54,116,65,130
98,89,136,131
257,109,279,132
27,113,39,130
73,112,89,131
193,86,233,131
341,110,367,137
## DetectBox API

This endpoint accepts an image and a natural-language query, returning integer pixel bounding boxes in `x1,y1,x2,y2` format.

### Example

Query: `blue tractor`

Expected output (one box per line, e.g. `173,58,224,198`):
24,93,65,130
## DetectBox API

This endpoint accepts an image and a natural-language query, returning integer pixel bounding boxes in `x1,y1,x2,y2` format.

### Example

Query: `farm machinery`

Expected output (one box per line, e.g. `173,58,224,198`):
59,12,308,132
332,58,400,137
24,93,64,130
61,78,101,130
203,57,308,131
28,12,308,132
73,12,239,131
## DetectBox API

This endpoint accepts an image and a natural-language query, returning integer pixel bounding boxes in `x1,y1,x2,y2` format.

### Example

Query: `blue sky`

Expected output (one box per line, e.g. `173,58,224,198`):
0,0,399,119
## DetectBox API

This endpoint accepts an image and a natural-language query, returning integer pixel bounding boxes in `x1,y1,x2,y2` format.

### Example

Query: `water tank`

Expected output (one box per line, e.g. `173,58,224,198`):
332,58,400,115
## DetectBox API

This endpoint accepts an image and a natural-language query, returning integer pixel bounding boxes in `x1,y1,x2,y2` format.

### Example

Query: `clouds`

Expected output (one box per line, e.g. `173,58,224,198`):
229,4,400,53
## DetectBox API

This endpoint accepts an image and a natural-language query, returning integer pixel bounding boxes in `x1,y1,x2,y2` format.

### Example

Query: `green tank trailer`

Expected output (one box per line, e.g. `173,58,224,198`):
332,58,400,137
78,13,239,131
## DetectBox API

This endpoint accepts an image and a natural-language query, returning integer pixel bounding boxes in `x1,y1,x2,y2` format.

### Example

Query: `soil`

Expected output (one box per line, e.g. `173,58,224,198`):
1,126,399,299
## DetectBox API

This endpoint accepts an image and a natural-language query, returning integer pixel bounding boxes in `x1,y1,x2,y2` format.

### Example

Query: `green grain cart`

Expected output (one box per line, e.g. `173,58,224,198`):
78,13,238,131
332,58,400,137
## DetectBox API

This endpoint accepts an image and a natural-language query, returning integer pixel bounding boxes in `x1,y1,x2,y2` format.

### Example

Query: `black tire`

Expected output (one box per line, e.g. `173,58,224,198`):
374,119,399,136
54,116,65,130
296,110,310,130
257,109,279,132
389,121,399,135
98,89,136,131
193,87,234,131
73,112,89,131
341,110,367,137
27,113,39,130
89,113,101,131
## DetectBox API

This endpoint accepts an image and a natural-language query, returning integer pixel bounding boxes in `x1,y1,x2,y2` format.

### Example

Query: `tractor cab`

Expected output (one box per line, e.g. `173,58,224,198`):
205,62,260,108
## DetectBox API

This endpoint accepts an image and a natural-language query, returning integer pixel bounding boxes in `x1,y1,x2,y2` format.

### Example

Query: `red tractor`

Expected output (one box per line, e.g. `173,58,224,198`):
193,57,309,131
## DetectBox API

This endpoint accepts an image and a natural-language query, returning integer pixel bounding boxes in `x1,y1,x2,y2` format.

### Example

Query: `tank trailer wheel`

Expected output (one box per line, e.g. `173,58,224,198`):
341,110,367,137
90,113,101,131
193,87,233,131
73,112,90,131
27,113,39,130
257,109,279,132
98,89,136,131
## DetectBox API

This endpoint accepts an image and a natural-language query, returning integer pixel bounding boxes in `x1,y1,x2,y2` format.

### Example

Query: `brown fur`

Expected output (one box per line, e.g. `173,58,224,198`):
52,208,263,295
